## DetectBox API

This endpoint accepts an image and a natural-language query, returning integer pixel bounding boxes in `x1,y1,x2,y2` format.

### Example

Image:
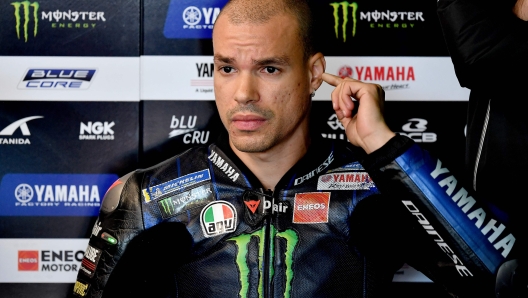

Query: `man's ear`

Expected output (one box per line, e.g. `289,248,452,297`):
308,52,326,93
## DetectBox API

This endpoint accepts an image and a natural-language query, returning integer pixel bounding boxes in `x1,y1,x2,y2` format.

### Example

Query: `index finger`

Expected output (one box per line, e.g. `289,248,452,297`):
322,73,343,87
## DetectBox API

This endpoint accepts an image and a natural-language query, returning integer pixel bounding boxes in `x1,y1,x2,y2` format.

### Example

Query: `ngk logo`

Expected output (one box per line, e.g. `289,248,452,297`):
79,121,115,140
399,118,437,143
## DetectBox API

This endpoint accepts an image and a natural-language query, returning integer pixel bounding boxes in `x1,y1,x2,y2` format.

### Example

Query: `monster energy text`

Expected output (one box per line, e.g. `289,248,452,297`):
360,10,424,29
228,226,299,298
11,1,39,42
42,10,106,29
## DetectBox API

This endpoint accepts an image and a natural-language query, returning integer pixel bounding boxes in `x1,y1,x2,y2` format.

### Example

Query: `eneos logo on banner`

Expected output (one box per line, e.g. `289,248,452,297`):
163,0,228,39
0,173,118,216
0,239,88,283
18,69,97,89
18,251,39,271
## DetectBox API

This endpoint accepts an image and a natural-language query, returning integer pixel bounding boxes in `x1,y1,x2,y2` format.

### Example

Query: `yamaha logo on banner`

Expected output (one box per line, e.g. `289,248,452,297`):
163,0,228,39
0,173,118,216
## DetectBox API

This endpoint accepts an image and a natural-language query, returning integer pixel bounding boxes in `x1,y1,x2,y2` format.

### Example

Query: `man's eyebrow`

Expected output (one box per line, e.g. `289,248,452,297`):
213,55,234,64
253,56,290,66
213,55,291,66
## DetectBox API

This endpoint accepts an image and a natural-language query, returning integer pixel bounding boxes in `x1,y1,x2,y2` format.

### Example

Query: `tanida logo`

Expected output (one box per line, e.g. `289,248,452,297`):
0,116,43,145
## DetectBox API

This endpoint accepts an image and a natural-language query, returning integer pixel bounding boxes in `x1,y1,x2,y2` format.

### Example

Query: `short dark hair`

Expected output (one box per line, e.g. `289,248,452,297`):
217,0,315,61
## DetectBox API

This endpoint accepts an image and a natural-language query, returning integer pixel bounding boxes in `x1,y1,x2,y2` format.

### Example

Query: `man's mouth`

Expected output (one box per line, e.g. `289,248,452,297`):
231,114,267,131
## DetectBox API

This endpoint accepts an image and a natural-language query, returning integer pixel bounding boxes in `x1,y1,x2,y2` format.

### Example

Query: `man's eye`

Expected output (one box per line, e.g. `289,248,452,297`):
221,67,233,73
264,67,278,74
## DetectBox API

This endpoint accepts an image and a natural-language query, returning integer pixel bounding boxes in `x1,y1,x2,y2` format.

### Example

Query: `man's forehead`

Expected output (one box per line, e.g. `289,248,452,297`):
212,13,301,64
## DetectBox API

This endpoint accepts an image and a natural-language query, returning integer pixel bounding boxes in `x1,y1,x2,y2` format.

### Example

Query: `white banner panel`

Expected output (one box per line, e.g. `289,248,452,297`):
0,57,139,101
320,57,469,101
0,238,89,283
141,55,214,100
141,55,469,101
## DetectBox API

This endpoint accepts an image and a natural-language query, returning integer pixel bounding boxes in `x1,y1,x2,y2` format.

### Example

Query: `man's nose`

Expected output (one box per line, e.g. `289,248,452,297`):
234,72,258,104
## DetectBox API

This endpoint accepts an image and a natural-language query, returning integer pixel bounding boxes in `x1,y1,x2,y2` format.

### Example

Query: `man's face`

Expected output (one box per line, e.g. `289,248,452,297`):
212,13,312,153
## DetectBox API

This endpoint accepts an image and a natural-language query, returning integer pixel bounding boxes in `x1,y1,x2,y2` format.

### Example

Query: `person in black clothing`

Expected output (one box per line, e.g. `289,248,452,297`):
72,1,524,297
438,1,528,295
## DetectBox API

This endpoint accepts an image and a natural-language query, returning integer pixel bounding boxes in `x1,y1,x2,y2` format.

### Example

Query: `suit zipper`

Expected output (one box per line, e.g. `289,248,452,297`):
473,99,491,191
263,189,273,298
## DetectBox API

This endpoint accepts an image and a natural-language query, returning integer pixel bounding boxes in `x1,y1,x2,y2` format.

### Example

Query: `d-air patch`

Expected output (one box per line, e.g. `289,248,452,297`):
293,192,330,224
73,280,90,297
200,201,237,238
142,169,211,202
157,184,214,219
317,172,375,190
79,244,102,278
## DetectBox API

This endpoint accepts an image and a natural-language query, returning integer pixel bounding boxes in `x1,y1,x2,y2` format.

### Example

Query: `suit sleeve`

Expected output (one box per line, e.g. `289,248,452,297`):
72,171,145,298
361,135,522,297
437,0,528,89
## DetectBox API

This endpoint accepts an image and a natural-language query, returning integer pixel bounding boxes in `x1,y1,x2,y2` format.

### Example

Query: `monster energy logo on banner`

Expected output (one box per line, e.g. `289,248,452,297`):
330,1,357,42
228,225,299,298
11,1,39,42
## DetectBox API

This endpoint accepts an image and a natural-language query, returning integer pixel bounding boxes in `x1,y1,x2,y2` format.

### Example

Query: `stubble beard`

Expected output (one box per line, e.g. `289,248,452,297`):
226,104,279,153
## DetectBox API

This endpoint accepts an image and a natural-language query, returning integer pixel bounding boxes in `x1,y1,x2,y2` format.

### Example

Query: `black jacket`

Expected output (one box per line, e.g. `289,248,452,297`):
437,0,528,235
72,134,518,298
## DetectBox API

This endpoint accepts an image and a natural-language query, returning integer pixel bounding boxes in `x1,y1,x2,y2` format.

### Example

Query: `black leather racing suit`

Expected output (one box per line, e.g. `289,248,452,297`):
72,135,519,298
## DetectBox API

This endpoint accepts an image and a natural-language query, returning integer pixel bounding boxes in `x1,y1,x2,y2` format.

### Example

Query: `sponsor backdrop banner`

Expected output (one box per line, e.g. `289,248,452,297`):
0,0,474,297
142,56,469,101
0,0,140,56
143,0,447,57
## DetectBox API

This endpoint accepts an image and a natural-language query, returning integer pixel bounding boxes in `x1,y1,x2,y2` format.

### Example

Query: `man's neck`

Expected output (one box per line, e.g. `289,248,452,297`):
230,133,310,191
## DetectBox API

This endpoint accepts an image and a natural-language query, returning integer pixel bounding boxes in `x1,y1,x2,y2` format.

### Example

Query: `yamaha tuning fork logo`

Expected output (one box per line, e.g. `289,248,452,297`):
163,0,228,39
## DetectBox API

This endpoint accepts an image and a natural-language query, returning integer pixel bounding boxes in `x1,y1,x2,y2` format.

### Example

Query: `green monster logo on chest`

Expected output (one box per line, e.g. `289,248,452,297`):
228,225,299,298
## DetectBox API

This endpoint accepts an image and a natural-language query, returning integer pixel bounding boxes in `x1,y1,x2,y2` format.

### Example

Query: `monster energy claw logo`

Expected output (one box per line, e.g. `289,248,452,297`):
11,1,39,42
330,1,357,42
228,226,299,298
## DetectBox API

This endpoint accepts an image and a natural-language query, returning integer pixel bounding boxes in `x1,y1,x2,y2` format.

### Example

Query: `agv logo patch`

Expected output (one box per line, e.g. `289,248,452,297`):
200,201,237,237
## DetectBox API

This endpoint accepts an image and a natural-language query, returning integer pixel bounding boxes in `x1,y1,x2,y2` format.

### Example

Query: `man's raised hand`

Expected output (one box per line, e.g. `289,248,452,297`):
321,73,395,154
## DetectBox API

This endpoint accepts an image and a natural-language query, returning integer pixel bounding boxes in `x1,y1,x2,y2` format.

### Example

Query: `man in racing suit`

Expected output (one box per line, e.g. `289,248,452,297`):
73,0,524,297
